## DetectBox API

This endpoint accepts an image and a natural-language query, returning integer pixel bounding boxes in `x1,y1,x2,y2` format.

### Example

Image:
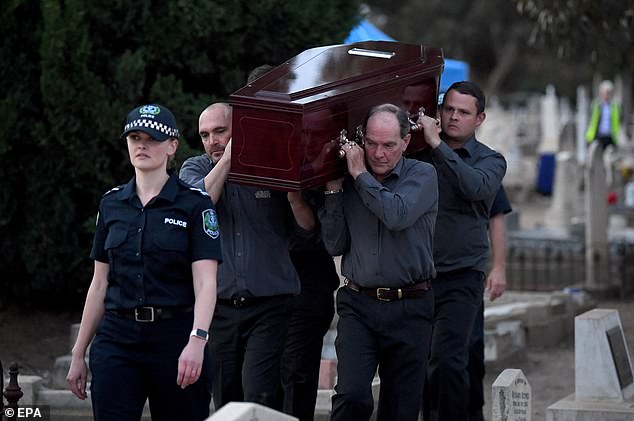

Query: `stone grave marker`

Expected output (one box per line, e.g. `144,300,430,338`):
547,308,634,420
207,402,298,421
584,141,609,291
575,309,634,401
492,368,532,421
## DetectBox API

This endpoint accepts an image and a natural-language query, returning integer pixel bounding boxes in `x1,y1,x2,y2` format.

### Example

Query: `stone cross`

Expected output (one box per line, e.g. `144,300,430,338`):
492,368,532,421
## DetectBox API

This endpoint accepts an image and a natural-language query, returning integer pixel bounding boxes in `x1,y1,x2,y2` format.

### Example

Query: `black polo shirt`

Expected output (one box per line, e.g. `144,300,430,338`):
91,173,222,310
414,136,506,273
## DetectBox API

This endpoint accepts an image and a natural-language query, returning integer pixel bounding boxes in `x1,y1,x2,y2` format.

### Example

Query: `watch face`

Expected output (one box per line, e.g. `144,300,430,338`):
194,328,209,340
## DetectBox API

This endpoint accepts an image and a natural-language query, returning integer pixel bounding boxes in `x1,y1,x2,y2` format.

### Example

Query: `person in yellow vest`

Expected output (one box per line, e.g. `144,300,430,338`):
585,80,621,149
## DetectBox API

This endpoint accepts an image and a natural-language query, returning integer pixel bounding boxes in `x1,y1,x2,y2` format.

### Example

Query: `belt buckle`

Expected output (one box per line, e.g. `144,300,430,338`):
376,287,392,302
135,306,155,322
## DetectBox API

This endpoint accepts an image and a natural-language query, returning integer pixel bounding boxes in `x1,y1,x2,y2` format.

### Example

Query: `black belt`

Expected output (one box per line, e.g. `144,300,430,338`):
344,279,431,302
217,295,283,309
108,306,193,322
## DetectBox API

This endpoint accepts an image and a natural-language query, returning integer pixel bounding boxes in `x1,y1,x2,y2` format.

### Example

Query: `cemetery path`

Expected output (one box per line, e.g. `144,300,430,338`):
2,296,633,420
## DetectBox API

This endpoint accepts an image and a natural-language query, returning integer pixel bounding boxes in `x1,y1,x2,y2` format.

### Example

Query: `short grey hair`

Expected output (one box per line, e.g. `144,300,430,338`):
366,103,410,139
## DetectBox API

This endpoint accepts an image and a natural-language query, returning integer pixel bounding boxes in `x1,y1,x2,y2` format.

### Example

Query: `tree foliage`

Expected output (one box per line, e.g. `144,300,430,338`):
514,0,634,69
0,0,360,309
362,0,598,98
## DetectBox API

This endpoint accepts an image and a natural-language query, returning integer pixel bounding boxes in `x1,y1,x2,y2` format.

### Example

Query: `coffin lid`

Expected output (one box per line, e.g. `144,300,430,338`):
230,41,444,109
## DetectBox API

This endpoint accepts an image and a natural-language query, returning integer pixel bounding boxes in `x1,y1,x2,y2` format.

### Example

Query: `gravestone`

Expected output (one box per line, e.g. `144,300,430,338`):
539,85,560,154
546,309,634,420
575,309,634,401
584,141,610,292
492,369,532,421
207,402,298,421
544,151,580,233
575,85,588,164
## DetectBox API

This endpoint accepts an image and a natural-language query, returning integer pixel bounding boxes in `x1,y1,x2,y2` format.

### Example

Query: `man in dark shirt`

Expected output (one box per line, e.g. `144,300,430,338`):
179,103,315,410
468,187,512,421
319,103,438,421
414,81,506,421
246,64,341,421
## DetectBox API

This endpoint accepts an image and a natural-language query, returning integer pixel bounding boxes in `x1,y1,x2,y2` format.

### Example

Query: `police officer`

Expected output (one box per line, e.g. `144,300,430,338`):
67,104,222,421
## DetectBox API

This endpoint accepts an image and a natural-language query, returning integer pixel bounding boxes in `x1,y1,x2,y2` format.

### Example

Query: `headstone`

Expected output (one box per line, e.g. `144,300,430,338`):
539,85,560,154
492,368,532,421
576,85,588,164
584,141,609,291
575,309,634,401
544,151,580,232
546,309,634,420
206,402,298,421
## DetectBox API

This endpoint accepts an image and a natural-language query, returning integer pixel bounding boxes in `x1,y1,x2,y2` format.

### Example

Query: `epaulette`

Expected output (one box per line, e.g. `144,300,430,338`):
176,177,210,197
189,186,210,197
103,185,124,197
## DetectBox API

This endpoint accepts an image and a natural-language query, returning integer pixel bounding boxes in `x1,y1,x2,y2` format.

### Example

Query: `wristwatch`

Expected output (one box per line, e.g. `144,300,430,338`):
190,328,209,341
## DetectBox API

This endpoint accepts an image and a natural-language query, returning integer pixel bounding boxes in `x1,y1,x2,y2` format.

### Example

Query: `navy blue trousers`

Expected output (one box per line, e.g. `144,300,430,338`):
467,301,486,421
427,269,484,421
209,295,293,410
89,312,212,421
280,286,335,421
331,286,434,421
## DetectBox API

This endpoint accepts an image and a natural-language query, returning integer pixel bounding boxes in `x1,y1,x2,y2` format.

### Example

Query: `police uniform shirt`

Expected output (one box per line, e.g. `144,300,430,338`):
180,154,309,299
414,136,507,273
90,173,222,310
319,156,438,289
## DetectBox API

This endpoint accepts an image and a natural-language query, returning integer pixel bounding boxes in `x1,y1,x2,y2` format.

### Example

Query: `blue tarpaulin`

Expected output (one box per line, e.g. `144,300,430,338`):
344,20,469,92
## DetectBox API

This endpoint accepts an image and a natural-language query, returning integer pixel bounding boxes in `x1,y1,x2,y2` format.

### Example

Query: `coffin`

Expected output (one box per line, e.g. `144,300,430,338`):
228,41,444,191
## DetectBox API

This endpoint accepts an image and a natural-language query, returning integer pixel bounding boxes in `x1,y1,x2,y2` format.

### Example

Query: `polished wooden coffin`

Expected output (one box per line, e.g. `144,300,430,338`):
228,41,444,191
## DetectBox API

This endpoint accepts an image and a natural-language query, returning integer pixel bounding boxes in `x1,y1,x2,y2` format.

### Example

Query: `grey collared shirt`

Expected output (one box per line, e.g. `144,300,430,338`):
414,137,507,273
319,157,438,288
180,154,306,299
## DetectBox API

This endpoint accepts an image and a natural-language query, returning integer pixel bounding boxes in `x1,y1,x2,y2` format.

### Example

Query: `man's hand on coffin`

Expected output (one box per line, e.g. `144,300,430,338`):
343,141,367,179
417,115,442,149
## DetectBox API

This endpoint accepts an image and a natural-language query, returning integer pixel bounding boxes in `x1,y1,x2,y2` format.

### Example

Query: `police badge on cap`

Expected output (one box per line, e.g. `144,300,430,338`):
121,104,180,141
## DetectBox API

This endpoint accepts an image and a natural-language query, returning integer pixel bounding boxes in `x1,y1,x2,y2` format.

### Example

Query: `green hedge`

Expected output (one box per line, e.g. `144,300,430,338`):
0,0,359,309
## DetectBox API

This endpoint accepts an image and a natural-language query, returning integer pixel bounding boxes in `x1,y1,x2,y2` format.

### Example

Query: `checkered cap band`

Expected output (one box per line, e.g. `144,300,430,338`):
124,118,180,138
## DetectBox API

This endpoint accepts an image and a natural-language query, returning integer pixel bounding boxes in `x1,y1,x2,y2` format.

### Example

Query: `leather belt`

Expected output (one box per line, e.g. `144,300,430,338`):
217,295,280,309
344,279,430,302
108,306,193,322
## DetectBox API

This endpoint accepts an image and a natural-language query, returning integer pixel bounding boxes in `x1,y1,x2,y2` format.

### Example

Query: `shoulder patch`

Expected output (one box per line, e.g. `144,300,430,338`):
202,209,220,239
103,185,123,197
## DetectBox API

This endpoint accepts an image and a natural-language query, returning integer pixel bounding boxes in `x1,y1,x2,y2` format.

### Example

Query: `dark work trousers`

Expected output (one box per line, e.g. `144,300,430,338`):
467,301,486,421
426,269,485,421
280,286,335,421
89,312,212,421
596,135,615,150
210,294,293,410
331,286,434,421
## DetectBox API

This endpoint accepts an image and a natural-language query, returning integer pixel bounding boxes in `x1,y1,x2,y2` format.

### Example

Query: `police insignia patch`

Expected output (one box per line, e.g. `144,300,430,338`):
202,209,220,239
